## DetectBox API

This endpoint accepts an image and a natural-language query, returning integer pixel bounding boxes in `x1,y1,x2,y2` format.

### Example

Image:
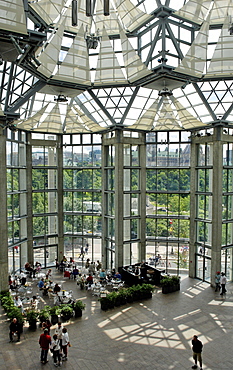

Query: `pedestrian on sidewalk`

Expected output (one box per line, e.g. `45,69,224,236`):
191,335,203,370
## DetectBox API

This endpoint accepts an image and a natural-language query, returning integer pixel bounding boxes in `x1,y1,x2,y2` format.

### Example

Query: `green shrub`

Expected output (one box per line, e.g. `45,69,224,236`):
160,275,180,287
99,284,154,310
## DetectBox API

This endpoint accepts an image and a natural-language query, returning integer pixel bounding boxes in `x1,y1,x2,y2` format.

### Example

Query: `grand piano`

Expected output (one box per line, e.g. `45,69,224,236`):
120,263,165,287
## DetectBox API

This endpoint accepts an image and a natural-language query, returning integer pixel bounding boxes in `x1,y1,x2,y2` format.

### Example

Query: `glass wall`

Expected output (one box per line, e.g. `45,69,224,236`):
7,129,27,273
63,133,102,263
32,134,58,267
146,131,190,275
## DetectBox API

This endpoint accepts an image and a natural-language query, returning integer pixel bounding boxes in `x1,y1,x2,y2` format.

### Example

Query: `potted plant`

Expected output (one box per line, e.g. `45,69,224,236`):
38,306,50,326
160,275,180,294
7,306,24,332
73,300,86,318
49,306,61,325
115,289,128,306
60,304,73,321
1,295,14,311
99,291,117,311
140,284,154,299
26,309,38,330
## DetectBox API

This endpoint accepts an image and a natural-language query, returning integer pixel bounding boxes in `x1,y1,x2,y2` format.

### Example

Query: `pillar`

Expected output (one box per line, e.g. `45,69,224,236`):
0,128,9,291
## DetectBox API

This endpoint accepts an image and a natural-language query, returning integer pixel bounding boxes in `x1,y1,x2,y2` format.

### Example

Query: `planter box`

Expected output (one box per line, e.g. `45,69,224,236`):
74,308,82,318
162,284,180,294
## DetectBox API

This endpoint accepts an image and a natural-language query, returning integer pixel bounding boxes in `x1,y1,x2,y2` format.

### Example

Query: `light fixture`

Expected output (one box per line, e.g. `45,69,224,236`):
104,0,110,16
86,0,92,17
72,0,78,27
158,57,168,63
85,28,100,49
0,55,3,65
158,88,173,97
229,16,233,35
54,95,68,102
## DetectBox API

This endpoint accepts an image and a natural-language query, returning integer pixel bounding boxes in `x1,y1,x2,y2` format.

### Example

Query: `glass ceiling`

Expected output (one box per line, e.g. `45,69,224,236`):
0,0,233,133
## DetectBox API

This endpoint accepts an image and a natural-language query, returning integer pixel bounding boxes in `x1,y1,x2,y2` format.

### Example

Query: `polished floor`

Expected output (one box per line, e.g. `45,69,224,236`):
1,269,232,370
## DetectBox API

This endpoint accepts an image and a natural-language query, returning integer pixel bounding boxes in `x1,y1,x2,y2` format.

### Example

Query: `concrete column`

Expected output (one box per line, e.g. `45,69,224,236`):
189,137,197,278
26,133,33,265
139,133,147,262
57,136,64,262
114,130,124,269
0,128,9,291
211,127,223,286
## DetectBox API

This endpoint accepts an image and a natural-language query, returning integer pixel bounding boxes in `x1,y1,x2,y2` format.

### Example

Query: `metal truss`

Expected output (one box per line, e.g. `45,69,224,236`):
0,1,233,130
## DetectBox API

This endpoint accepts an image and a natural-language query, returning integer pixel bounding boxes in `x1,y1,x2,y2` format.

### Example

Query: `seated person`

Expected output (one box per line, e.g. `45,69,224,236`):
35,261,41,272
14,296,24,313
9,276,17,290
99,269,106,282
38,278,45,289
77,274,85,289
19,270,27,286
72,267,79,279
29,295,38,309
86,273,94,286
25,262,36,278
47,269,52,277
114,271,121,280
96,260,102,271
85,258,90,269
53,283,61,294
42,282,50,296
61,255,67,263
9,318,21,342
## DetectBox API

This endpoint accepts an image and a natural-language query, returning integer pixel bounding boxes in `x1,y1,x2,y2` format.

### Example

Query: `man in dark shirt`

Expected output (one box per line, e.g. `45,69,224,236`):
191,335,203,370
39,328,51,364
9,317,21,342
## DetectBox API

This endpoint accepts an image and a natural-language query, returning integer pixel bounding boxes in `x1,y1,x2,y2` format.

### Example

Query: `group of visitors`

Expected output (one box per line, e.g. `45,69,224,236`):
39,323,70,365
215,271,227,295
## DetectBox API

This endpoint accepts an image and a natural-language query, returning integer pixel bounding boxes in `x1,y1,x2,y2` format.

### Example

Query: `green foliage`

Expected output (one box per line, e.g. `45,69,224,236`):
174,251,188,268
38,306,50,322
49,305,61,316
26,309,38,322
160,275,180,287
73,300,86,310
60,304,73,319
99,284,154,310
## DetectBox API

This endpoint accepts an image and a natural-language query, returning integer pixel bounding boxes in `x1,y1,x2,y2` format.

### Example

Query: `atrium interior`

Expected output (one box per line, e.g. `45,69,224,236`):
1,0,233,291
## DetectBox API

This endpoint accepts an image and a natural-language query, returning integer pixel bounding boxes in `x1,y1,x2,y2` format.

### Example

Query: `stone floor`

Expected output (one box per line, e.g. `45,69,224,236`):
1,269,232,370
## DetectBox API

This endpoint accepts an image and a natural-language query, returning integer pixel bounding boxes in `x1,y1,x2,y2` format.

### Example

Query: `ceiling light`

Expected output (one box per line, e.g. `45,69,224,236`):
158,88,173,97
54,95,68,102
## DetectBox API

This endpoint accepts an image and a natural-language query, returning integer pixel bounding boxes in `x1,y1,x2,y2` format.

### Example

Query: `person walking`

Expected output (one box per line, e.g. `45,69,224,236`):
191,335,203,370
215,271,221,292
220,272,227,295
39,328,51,364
